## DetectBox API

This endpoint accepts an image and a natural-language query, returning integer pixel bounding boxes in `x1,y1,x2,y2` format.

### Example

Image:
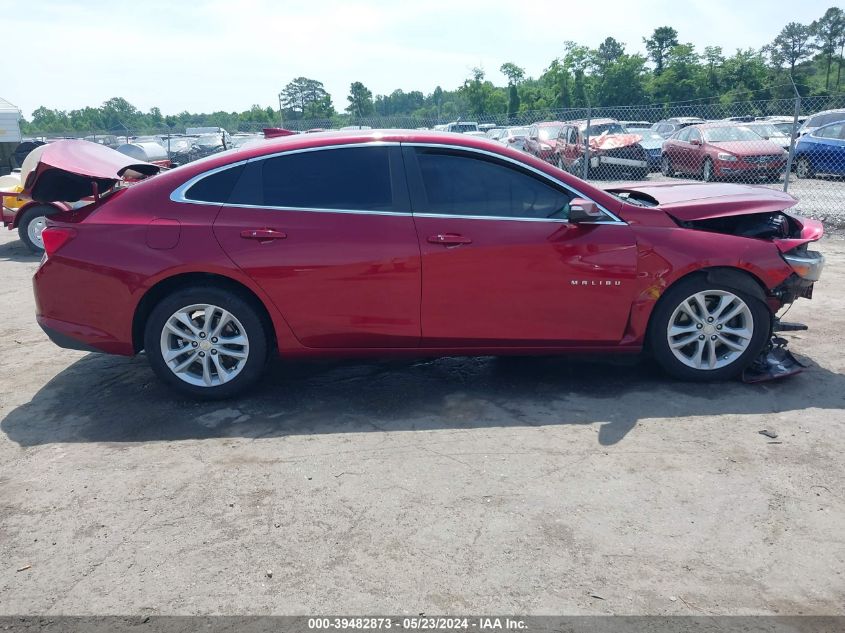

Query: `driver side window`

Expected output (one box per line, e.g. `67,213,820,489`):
410,148,575,220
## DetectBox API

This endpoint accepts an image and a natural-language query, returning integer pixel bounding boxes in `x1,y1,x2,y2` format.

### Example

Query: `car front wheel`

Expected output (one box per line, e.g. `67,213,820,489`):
144,286,270,399
795,157,814,179
661,155,673,177
649,277,770,381
701,158,715,182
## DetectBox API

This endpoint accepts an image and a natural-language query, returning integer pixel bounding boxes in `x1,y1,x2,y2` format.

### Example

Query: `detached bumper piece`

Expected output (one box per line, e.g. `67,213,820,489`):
742,336,805,383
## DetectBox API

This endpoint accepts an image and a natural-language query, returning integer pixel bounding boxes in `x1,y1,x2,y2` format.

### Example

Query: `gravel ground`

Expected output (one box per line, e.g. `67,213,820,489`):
0,227,843,616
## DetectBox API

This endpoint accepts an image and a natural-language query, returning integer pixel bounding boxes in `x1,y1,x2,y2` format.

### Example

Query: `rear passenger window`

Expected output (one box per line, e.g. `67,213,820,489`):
255,146,395,211
413,148,573,219
184,164,245,202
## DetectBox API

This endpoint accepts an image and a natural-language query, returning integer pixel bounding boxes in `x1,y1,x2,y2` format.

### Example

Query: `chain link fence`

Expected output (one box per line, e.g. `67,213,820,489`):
19,94,845,227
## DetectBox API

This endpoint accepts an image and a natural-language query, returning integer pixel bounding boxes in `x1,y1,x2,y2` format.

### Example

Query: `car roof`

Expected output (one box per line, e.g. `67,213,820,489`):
533,121,565,126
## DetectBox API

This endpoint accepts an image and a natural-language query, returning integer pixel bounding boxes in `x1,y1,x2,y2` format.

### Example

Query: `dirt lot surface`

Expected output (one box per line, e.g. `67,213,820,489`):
0,228,843,616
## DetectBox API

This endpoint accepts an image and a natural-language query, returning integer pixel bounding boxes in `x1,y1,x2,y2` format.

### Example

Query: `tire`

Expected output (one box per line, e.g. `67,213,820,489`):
795,157,814,179
701,158,715,182
556,155,566,172
648,276,771,382
660,154,673,177
18,205,56,253
144,285,270,399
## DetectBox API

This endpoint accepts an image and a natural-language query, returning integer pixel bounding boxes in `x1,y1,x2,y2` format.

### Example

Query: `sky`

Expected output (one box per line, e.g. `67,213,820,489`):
1,0,839,119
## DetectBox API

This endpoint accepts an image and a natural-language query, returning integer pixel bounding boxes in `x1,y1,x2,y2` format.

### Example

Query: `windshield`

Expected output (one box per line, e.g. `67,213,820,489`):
747,123,784,138
774,122,795,135
586,122,625,136
538,126,562,140
701,126,762,142
628,129,663,141
508,127,529,137
452,123,478,133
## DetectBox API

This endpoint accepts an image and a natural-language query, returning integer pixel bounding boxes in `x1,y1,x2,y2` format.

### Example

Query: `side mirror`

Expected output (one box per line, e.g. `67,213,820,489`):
690,138,702,146
569,198,603,223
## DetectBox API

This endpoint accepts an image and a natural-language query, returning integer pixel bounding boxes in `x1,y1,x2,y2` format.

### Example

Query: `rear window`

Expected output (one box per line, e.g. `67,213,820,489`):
254,146,395,211
184,164,245,203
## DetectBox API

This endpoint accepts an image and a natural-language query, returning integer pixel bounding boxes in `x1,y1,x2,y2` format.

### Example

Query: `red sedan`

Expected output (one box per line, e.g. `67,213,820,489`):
523,121,565,163
661,124,787,182
31,133,823,398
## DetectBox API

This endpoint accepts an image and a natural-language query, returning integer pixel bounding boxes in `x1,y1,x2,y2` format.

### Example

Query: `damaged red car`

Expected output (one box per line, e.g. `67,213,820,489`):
31,133,823,398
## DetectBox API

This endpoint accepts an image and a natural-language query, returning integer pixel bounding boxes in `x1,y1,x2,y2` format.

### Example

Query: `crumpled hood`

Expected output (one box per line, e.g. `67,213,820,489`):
22,139,161,203
589,133,642,151
607,182,798,221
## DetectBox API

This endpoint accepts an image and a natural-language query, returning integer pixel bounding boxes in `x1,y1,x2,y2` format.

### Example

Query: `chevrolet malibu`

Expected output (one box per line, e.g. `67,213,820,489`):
29,132,823,398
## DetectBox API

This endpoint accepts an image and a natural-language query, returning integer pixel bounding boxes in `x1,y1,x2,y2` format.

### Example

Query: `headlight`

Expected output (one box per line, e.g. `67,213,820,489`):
539,143,551,150
717,152,737,162
783,250,824,281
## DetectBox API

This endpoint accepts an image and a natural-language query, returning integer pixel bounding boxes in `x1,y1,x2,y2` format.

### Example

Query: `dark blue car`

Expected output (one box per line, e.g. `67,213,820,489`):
627,127,665,171
795,120,845,178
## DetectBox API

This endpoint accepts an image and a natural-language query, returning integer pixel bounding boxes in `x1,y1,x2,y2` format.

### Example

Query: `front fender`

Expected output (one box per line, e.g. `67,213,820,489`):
620,226,794,345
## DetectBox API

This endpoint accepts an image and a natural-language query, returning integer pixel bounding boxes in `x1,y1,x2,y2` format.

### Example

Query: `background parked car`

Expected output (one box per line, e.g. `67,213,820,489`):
523,121,565,162
625,127,665,171
497,126,530,150
661,124,787,182
553,119,649,179
743,121,791,151
798,108,845,137
652,117,707,138
794,120,845,179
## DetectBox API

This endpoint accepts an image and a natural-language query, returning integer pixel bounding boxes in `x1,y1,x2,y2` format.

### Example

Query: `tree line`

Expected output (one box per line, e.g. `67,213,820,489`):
21,6,845,135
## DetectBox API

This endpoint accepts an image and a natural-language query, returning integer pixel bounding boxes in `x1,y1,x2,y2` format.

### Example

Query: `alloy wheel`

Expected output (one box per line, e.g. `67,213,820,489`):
666,290,754,370
159,303,250,387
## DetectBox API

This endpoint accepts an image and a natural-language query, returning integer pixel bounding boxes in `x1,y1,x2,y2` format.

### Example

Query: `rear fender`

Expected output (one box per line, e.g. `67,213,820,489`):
10,201,70,228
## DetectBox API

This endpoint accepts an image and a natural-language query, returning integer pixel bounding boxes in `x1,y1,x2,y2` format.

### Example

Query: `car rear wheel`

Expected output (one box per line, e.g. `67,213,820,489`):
144,286,269,399
649,277,770,381
660,155,673,177
701,158,715,182
18,206,55,253
795,157,814,179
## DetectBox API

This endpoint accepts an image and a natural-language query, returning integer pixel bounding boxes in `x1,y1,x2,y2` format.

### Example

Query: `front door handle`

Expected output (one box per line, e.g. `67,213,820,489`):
427,233,472,246
240,228,287,241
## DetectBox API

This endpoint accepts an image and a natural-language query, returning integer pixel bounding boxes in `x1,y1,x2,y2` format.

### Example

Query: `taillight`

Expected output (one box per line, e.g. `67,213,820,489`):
42,227,77,257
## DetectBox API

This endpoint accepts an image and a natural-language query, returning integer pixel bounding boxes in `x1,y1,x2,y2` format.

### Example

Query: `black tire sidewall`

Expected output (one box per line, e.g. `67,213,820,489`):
649,277,771,381
18,206,54,253
144,286,269,399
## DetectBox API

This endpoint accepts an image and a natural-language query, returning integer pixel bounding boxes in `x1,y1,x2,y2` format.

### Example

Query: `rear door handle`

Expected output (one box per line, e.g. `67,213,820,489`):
240,229,287,241
427,233,472,246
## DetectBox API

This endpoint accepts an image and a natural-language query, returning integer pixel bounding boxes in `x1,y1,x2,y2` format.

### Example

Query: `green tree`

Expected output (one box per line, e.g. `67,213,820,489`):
280,77,334,120
702,46,724,94
811,7,845,89
644,26,679,74
499,62,525,85
771,22,814,73
346,81,375,116
595,37,625,70
594,54,648,106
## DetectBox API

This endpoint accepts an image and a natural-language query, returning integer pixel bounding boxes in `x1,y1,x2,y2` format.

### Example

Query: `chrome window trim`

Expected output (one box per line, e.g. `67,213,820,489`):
169,159,251,205
169,140,626,225
406,142,625,224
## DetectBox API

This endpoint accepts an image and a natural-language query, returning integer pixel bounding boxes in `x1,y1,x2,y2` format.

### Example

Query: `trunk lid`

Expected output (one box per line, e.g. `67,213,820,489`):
22,139,161,203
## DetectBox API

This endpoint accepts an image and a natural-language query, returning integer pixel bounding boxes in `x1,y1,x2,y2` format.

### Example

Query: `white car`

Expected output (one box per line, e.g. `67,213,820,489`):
743,122,792,151
799,109,845,137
